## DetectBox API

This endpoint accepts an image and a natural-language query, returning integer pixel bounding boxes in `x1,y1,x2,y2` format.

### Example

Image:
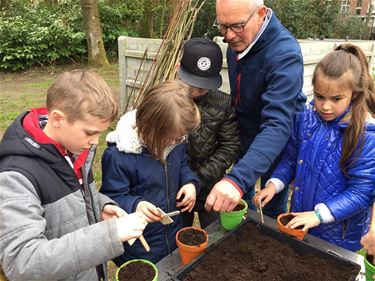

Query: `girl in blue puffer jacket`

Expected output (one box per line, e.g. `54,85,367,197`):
101,79,201,265
253,43,375,251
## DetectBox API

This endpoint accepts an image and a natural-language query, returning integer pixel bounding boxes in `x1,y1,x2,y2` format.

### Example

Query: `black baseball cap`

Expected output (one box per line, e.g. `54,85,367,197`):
178,37,223,90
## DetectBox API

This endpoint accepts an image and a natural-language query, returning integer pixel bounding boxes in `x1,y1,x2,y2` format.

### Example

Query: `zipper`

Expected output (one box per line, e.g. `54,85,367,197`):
81,149,99,223
235,73,241,105
163,162,171,253
342,220,347,240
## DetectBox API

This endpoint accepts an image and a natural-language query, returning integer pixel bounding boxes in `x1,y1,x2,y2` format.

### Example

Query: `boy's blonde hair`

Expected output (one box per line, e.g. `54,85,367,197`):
136,79,200,161
47,69,118,123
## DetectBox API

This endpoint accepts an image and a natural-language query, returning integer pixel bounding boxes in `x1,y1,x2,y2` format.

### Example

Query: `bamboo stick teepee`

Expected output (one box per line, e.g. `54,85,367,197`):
123,0,205,113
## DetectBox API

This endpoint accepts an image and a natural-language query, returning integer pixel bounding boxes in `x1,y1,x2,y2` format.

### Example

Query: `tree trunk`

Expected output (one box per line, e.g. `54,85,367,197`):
140,0,155,38
366,0,374,39
81,0,109,66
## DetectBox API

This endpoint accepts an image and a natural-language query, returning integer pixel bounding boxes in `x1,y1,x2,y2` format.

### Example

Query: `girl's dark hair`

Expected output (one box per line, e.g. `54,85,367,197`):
312,43,375,175
136,79,200,161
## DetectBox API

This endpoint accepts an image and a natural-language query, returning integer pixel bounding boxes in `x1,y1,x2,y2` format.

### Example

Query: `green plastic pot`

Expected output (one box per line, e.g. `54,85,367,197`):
220,199,248,230
115,259,158,281
364,254,375,281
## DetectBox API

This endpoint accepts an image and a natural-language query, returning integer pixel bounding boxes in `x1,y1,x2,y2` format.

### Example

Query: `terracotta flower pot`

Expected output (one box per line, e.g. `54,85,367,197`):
277,213,307,241
220,199,248,230
364,254,375,281
116,259,158,281
176,226,209,265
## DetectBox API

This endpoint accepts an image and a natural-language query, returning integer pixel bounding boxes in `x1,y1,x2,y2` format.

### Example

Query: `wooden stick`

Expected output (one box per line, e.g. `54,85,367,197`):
162,210,180,218
259,200,264,224
139,235,150,252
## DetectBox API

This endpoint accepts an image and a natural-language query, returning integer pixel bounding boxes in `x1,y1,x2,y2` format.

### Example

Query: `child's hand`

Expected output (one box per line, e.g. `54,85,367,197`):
287,211,321,232
252,182,276,209
102,204,126,220
116,211,148,242
176,183,196,213
361,226,375,259
136,201,161,223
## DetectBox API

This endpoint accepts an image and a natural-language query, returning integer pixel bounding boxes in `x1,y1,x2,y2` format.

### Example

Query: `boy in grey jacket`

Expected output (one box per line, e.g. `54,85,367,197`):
0,69,147,281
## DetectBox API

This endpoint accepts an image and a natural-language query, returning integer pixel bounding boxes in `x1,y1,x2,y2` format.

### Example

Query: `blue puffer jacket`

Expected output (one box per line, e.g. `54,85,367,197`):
100,112,200,265
272,107,375,251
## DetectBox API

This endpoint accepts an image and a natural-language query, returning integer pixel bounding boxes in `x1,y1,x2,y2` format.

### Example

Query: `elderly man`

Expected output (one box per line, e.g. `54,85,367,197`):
205,0,306,218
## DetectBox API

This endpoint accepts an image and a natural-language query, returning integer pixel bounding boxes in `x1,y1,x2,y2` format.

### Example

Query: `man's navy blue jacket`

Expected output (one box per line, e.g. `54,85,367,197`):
225,11,306,194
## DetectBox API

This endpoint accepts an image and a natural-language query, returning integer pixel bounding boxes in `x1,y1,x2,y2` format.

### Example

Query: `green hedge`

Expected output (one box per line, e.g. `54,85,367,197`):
0,0,143,71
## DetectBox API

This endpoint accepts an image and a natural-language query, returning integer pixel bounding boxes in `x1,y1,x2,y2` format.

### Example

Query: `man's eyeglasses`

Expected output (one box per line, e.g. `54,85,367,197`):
213,9,257,34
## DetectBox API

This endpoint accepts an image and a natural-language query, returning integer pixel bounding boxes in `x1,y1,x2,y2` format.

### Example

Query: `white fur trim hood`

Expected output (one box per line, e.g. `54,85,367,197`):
106,109,177,159
106,110,143,154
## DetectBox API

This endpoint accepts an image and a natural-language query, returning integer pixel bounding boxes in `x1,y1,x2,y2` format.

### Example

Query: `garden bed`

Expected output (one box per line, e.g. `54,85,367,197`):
173,219,360,281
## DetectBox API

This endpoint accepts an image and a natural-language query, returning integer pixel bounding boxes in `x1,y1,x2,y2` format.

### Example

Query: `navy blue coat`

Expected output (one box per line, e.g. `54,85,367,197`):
101,143,200,265
273,108,375,251
225,11,306,193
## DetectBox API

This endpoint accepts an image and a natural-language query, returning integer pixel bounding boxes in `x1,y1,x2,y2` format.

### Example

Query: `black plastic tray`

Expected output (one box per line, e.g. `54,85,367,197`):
172,217,361,280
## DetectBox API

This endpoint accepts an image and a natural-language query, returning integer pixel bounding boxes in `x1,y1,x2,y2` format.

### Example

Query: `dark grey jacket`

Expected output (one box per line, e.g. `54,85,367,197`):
0,112,124,281
187,90,240,204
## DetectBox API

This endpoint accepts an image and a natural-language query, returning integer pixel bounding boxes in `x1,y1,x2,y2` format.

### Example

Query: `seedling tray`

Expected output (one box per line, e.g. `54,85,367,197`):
172,217,361,281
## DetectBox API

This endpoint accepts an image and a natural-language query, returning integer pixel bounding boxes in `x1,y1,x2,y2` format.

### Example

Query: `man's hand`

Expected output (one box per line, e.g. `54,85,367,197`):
176,183,196,213
204,180,241,212
102,204,126,220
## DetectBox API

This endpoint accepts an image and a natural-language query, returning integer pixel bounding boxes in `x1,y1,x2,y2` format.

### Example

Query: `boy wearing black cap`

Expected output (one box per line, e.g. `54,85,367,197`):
178,37,240,228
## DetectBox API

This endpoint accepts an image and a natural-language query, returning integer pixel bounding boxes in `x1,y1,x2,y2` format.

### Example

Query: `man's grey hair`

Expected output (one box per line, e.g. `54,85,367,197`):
251,0,264,8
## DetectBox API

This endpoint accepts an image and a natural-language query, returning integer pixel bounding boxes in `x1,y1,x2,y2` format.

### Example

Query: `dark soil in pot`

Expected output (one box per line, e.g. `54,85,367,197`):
233,203,246,211
368,254,374,265
178,228,206,246
117,261,155,281
280,214,303,230
181,223,358,281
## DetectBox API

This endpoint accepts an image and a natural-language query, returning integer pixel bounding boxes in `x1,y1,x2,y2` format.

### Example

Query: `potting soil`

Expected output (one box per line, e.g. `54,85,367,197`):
233,204,245,211
178,228,206,246
180,222,359,281
117,261,155,281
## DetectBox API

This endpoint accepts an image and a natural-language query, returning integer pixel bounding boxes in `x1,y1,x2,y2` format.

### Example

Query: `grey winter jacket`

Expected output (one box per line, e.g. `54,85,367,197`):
0,111,124,281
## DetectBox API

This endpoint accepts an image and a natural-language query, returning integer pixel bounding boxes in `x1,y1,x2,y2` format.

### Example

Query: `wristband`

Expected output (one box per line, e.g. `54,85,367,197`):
314,210,323,223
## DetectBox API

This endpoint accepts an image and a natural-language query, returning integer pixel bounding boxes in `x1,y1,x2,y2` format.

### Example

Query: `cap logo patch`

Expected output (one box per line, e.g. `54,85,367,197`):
197,57,211,71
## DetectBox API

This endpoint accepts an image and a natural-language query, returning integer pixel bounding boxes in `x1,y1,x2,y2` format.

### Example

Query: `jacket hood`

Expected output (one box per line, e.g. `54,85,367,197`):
106,110,143,154
0,110,91,181
0,111,63,164
106,110,176,159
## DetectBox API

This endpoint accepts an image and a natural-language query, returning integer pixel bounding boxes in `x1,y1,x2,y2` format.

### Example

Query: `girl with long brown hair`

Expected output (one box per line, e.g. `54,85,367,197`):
101,79,201,265
254,43,375,251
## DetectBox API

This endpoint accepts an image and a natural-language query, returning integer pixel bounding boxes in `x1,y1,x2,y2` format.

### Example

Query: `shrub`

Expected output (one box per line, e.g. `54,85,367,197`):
0,1,86,70
0,0,143,71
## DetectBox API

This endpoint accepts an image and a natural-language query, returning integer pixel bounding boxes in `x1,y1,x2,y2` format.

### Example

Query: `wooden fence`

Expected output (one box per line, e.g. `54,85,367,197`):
118,36,375,112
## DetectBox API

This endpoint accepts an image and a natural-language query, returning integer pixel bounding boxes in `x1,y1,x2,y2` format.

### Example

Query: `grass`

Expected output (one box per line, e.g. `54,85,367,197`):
0,92,46,132
23,81,54,89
